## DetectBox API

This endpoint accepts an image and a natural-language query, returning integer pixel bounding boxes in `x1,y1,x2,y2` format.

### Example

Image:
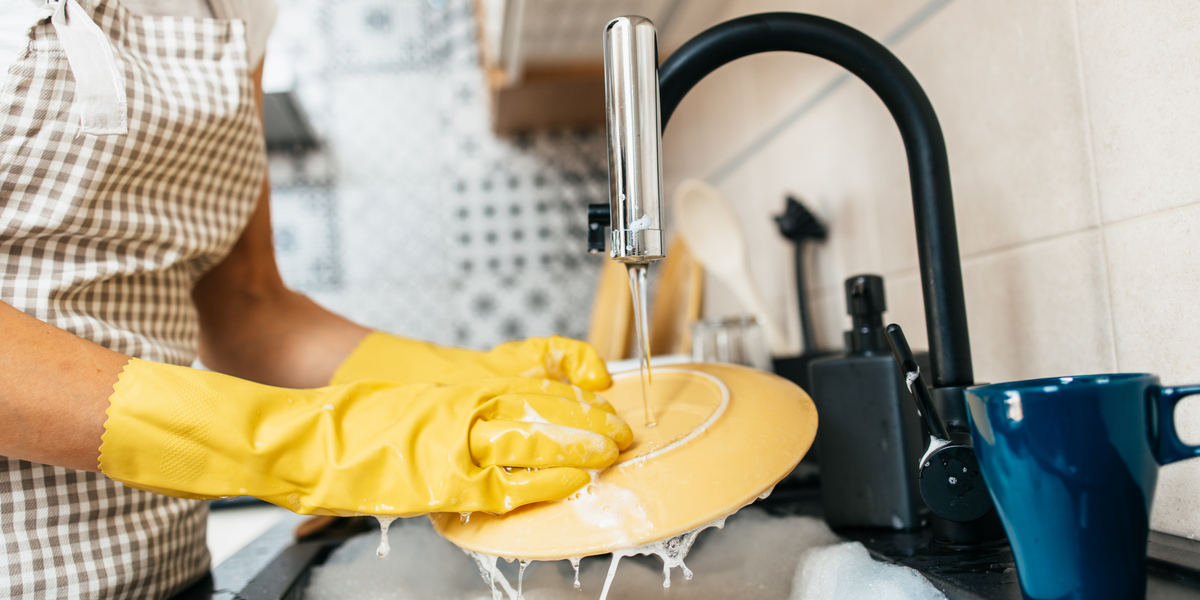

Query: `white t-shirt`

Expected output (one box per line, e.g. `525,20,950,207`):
0,0,277,73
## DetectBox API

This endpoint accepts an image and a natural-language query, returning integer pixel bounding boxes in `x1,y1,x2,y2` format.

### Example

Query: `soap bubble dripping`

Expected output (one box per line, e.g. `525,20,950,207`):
466,550,518,600
518,559,530,597
594,515,726,600
375,516,396,558
462,514,728,600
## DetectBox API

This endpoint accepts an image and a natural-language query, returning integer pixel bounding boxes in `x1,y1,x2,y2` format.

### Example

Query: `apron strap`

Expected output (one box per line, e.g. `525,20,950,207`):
46,0,127,135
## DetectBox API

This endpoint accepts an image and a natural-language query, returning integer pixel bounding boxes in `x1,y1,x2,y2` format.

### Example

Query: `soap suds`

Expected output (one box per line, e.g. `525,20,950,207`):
487,422,612,459
564,470,652,548
905,368,920,394
304,509,942,600
375,516,396,558
791,541,946,600
919,435,952,470
519,401,551,424
595,514,729,600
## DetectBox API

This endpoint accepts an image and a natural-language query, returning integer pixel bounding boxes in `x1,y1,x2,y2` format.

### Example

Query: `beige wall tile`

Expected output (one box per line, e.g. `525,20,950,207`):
662,61,758,193
759,79,899,292
1152,462,1200,540
719,0,930,141
657,0,739,51
692,78,900,352
1105,203,1200,537
883,0,1097,259
961,231,1114,386
810,286,849,352
1077,0,1200,223
883,270,929,355
1106,204,1200,383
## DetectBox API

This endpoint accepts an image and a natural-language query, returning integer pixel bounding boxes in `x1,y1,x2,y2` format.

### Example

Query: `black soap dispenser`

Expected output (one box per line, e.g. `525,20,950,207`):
807,275,929,530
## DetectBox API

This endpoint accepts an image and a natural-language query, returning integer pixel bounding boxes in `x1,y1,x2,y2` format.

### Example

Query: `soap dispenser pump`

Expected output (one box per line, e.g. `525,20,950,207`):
808,275,929,530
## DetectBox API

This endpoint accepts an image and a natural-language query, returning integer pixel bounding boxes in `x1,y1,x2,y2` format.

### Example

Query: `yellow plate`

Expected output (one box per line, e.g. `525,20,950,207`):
430,363,817,559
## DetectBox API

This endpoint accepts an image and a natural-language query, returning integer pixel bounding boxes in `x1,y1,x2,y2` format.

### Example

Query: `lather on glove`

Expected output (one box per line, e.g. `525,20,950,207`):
330,333,612,391
100,359,632,516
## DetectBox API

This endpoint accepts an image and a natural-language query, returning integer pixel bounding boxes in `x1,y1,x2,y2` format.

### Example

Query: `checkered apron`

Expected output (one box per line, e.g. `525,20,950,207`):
0,0,265,596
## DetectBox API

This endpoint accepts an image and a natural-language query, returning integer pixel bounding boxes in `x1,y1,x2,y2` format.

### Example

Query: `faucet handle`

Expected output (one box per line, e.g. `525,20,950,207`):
886,323,995,523
587,204,610,254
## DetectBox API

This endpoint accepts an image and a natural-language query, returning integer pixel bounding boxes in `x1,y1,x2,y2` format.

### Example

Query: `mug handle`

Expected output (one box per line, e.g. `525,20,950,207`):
1150,385,1200,465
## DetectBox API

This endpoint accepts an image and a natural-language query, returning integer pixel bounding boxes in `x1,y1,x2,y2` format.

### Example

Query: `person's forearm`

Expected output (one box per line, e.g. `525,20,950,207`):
193,280,370,389
191,181,370,389
0,301,126,471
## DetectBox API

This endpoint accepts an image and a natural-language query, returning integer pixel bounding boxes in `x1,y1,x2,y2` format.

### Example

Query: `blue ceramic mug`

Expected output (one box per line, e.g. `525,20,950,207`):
965,374,1200,600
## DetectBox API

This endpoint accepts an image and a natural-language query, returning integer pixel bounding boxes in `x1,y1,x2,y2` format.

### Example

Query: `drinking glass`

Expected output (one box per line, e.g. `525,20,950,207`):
690,315,772,372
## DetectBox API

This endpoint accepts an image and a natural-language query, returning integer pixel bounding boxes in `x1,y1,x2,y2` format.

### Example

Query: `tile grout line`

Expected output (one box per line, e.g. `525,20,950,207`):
1069,0,1120,372
705,0,955,186
1096,199,1200,231
814,194,1200,294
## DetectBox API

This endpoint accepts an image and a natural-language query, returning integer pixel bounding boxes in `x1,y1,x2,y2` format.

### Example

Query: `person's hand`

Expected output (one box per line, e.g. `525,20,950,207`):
99,359,632,516
330,333,612,391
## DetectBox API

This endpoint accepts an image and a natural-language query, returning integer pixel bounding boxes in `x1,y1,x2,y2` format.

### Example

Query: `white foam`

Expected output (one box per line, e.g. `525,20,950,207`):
375,516,396,558
564,471,652,547
919,435,952,469
466,550,519,599
570,557,582,589
304,509,945,600
905,368,920,394
519,401,551,424
596,514,728,600
791,541,947,600
487,422,611,459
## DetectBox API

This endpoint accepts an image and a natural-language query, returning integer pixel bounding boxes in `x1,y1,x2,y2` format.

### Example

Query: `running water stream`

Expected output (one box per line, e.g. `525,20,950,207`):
626,264,656,428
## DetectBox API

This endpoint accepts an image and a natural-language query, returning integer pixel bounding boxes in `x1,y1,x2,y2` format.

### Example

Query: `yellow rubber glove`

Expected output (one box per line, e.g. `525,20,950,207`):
330,333,612,391
99,359,632,517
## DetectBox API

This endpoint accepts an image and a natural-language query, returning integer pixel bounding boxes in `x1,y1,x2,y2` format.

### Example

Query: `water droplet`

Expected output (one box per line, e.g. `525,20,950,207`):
518,559,530,598
948,476,958,485
376,516,396,558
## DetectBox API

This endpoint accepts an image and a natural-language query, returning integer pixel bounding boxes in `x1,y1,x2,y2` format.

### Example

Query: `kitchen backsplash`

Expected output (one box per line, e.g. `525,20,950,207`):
265,0,608,350
662,0,1200,538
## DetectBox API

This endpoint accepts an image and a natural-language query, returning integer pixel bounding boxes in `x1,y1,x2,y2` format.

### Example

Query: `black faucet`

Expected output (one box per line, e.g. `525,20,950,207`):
660,12,972,390
592,13,1001,545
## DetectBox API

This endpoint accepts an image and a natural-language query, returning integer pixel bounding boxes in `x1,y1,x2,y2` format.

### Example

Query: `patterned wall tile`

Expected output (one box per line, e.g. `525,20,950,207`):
268,0,605,349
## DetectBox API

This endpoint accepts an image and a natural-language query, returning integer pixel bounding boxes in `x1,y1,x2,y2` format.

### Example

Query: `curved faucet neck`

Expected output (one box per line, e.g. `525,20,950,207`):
658,12,973,388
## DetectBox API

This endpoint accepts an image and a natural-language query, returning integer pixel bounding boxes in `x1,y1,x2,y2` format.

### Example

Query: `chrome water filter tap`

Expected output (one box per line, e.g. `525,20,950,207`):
600,16,665,264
